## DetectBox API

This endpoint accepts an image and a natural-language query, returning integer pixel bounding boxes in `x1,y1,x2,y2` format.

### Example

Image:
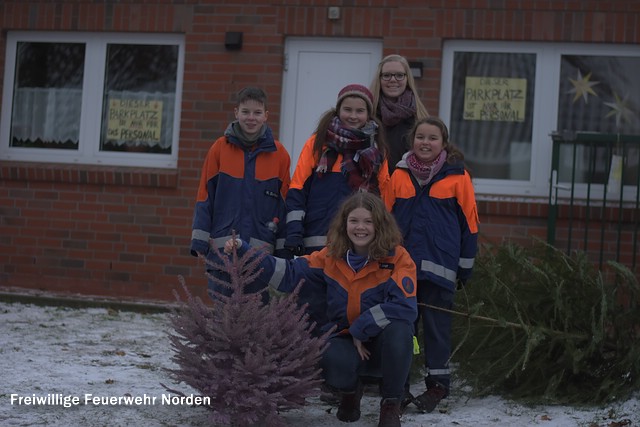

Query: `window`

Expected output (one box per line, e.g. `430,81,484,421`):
0,31,184,169
440,41,640,199
448,51,536,182
555,54,640,189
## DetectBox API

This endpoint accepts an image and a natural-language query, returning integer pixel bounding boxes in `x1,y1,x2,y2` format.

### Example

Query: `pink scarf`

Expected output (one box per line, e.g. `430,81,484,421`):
406,150,447,186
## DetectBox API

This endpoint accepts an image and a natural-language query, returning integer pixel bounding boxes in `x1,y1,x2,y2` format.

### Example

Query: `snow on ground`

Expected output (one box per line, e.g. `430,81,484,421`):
1,300,638,427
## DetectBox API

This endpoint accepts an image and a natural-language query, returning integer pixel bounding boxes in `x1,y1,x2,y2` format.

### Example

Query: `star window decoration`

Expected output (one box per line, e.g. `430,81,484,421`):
604,92,634,129
567,70,599,104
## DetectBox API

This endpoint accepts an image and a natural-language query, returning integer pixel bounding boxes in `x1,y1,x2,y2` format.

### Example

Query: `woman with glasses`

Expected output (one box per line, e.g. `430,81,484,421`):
370,55,430,174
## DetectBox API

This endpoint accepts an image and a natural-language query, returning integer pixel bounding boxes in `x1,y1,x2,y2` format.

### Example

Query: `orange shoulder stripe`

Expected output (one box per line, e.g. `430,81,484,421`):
430,172,479,233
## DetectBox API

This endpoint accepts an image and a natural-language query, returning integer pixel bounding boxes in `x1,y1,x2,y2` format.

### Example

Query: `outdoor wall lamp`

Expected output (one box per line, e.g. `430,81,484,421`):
225,32,243,50
409,61,423,79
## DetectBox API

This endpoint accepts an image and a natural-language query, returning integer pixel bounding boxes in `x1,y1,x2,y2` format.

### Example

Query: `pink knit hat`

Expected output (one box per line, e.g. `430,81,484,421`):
336,84,374,114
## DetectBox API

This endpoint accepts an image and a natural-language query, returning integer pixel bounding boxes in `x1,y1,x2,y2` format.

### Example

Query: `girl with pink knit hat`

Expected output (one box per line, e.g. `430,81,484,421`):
284,83,390,258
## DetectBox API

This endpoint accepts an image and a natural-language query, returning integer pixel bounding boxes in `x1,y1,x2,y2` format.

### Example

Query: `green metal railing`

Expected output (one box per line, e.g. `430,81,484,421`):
548,131,640,272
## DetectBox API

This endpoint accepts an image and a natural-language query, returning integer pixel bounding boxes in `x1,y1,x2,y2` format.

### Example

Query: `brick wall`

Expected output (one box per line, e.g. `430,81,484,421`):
1,0,638,302
478,199,639,278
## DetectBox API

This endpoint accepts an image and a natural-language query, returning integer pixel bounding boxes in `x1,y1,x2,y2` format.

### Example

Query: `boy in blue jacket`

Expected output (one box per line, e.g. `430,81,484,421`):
190,87,291,303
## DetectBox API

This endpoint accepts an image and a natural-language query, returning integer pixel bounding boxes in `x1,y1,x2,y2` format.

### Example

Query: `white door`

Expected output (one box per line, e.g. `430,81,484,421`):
279,37,382,174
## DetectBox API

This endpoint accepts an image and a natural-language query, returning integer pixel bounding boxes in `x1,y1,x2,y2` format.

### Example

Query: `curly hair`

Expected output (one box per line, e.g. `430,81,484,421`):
325,192,402,260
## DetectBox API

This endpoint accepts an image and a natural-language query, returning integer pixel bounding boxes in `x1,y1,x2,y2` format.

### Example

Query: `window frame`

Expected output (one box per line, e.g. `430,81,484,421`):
439,40,640,200
0,31,185,169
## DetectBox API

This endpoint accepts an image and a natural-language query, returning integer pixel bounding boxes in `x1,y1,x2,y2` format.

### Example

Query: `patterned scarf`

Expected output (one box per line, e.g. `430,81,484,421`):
379,89,416,127
317,116,383,193
406,149,448,186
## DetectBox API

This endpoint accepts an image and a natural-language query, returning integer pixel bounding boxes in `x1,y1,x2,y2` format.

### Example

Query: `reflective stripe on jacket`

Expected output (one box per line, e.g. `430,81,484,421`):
285,134,390,253
190,127,291,257
383,160,478,291
253,244,417,342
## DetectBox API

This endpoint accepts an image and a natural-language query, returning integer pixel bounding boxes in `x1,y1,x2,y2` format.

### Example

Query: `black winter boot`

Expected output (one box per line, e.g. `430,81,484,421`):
400,388,414,412
378,398,401,427
336,382,364,422
414,382,447,413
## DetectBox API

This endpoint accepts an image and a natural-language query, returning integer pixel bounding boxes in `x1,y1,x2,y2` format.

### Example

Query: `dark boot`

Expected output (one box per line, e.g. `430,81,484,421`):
400,385,414,412
378,398,401,427
414,382,447,413
336,382,363,422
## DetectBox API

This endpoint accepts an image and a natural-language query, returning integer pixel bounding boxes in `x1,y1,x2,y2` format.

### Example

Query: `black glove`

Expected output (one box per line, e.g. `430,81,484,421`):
279,248,295,260
456,278,467,290
284,244,304,257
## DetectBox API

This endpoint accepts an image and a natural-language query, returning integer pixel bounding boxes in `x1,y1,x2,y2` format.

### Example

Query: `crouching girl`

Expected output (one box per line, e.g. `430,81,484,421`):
225,192,417,427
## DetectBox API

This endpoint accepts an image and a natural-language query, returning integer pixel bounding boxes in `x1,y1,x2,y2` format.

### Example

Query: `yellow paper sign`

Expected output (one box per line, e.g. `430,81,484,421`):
107,98,163,143
463,77,527,122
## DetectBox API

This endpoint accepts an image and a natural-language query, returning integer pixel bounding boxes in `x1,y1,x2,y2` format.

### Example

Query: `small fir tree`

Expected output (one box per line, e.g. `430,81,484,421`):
164,245,330,426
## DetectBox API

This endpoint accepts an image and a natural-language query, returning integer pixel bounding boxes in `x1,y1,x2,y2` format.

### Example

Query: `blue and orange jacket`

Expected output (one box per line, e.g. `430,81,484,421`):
190,125,291,258
244,243,417,341
383,157,479,292
285,134,390,254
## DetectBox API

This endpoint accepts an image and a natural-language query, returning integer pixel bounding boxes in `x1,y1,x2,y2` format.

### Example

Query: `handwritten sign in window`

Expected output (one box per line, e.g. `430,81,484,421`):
107,98,163,143
463,77,527,122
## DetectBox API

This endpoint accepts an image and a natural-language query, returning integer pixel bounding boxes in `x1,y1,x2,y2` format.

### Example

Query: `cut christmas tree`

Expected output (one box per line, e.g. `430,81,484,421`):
449,239,640,405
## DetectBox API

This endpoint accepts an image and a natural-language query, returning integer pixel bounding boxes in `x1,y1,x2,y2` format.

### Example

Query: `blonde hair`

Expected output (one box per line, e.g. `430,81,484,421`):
370,54,429,119
326,192,402,260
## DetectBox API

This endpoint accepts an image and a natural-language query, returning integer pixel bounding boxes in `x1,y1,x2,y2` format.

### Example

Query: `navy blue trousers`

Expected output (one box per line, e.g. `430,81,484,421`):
320,321,413,399
416,280,454,391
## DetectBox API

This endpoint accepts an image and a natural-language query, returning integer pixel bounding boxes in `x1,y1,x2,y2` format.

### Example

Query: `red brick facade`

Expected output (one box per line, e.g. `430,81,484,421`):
1,1,638,302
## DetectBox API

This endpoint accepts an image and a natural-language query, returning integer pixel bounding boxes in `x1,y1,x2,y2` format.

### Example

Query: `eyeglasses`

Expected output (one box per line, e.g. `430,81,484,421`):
380,72,407,81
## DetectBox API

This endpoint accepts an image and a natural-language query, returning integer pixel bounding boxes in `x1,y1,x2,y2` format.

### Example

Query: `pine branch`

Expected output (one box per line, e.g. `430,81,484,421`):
423,302,589,340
